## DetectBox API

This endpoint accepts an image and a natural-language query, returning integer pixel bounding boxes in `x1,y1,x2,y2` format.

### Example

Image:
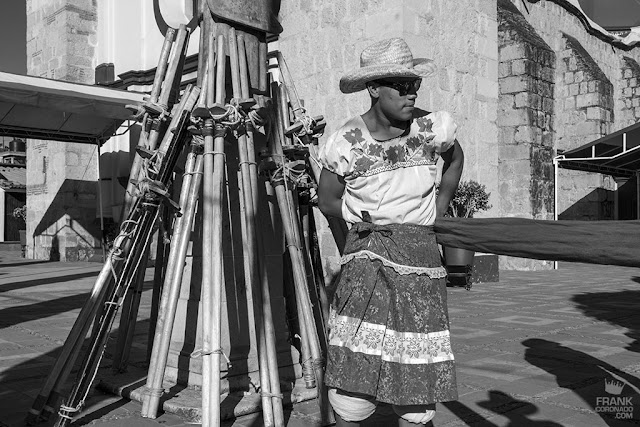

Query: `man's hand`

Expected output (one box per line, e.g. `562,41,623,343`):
436,140,464,217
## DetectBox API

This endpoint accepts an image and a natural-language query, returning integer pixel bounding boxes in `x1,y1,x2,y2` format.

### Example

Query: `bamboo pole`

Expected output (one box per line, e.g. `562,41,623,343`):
270,82,334,425
228,27,276,427
122,28,178,218
112,245,149,373
268,82,315,389
140,147,200,417
297,192,328,341
124,24,190,219
25,261,116,424
259,38,268,93
148,211,169,362
276,53,346,255
201,27,229,427
237,31,285,425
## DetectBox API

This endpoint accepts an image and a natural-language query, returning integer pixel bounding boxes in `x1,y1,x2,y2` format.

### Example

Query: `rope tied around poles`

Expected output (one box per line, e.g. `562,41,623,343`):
144,387,165,398
268,154,308,187
190,347,233,369
57,402,83,420
202,150,227,161
260,391,284,400
108,218,141,284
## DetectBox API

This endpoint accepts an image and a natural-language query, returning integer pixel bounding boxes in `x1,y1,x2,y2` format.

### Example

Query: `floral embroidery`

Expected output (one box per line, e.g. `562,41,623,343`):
354,155,376,172
328,311,455,365
385,145,405,163
416,116,433,133
367,143,384,157
406,136,422,153
344,128,366,146
340,116,446,178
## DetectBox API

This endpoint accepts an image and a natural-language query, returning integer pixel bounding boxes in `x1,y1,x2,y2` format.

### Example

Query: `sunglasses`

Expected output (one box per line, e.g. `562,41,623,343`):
375,79,422,96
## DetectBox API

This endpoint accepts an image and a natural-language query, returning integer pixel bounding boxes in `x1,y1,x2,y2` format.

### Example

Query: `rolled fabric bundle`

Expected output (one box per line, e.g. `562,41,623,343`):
434,217,640,268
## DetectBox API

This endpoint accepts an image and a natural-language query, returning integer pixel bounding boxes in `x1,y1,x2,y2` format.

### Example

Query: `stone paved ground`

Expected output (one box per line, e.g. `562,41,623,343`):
1,250,639,426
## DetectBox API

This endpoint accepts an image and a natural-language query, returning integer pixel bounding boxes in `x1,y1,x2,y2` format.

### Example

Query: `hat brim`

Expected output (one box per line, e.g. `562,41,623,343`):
339,58,436,94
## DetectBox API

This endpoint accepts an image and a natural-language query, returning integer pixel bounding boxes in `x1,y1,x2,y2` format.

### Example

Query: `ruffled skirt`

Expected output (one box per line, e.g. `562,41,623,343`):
324,222,458,405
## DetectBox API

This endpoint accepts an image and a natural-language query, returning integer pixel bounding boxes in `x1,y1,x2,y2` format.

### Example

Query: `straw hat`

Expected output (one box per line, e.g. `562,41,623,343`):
339,38,436,94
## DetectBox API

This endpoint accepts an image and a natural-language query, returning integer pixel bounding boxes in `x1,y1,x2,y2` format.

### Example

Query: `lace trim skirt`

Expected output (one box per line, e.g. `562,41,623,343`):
325,222,458,406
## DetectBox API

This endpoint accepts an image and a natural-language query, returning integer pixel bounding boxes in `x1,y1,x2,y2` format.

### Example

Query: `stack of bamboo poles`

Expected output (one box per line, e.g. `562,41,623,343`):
26,8,339,427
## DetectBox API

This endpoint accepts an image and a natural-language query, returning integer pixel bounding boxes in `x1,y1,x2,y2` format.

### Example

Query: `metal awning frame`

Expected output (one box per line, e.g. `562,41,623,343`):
553,129,640,223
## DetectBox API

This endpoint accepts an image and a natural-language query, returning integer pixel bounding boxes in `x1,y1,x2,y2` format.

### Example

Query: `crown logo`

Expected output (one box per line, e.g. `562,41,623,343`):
605,379,625,395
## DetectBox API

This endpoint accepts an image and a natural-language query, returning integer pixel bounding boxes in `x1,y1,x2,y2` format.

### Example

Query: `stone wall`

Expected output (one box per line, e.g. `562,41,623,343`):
497,0,555,269
620,56,640,127
26,0,101,261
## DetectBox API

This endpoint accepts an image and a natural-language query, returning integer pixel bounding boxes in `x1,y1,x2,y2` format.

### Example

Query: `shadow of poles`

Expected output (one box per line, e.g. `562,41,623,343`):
0,270,100,294
572,289,640,353
0,292,91,330
523,338,640,426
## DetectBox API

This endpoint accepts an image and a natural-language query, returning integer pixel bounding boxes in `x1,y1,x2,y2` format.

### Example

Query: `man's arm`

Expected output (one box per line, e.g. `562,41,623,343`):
436,140,464,218
318,168,346,219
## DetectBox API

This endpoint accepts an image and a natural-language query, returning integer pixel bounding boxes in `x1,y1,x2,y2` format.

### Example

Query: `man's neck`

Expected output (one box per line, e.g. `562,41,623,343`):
362,107,410,141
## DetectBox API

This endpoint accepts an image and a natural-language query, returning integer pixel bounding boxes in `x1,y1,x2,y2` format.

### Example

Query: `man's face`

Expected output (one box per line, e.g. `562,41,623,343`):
371,78,421,122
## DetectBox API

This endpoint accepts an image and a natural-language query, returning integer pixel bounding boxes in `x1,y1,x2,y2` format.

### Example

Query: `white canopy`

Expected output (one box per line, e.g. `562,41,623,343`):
0,72,145,144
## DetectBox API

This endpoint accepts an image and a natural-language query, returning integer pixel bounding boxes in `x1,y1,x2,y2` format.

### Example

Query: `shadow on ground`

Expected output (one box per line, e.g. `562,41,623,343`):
523,338,640,427
572,289,640,353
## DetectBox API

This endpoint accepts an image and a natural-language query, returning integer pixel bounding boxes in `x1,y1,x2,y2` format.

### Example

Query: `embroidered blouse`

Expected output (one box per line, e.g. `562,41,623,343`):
318,110,457,226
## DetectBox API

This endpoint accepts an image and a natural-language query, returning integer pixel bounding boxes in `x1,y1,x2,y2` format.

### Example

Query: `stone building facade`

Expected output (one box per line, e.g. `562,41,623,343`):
24,0,640,267
25,0,101,261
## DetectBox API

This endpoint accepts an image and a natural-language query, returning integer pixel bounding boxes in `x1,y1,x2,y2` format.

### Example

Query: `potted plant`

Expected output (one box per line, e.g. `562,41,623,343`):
13,205,27,255
443,180,491,288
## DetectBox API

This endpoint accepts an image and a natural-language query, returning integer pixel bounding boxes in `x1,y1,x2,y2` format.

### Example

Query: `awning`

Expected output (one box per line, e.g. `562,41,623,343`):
555,121,640,178
0,164,26,191
0,72,145,144
553,121,640,224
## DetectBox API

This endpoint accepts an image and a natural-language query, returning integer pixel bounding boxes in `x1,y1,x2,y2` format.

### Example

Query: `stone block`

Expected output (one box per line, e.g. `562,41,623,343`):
586,106,604,120
574,70,584,83
498,62,511,78
564,72,574,84
498,107,530,127
499,144,530,160
569,84,579,96
514,126,536,144
511,58,527,75
500,44,525,61
439,68,451,91
477,76,498,100
365,10,402,39
499,75,528,94
514,92,529,108
578,81,587,94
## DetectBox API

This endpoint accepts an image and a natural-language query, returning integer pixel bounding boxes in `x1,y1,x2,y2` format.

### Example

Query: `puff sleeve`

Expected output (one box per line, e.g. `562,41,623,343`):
317,128,354,177
430,110,458,153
